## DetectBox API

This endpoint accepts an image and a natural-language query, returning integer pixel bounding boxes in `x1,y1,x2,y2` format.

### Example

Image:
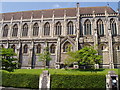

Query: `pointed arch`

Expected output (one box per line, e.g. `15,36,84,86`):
33,23,39,36
12,24,18,37
84,19,91,35
22,23,28,37
23,44,28,53
110,18,117,35
3,24,9,37
67,21,74,35
36,44,41,53
55,21,62,35
50,44,56,53
63,41,72,52
97,19,104,36
44,22,50,36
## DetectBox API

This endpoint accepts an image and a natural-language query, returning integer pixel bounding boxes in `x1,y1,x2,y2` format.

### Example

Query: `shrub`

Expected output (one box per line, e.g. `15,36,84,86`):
51,74,106,89
2,70,39,89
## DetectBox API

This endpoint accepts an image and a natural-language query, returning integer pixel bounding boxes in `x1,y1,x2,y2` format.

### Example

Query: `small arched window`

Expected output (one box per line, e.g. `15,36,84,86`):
44,22,50,36
23,44,28,53
84,19,91,35
33,23,39,36
63,42,72,52
22,23,28,37
36,44,41,53
50,44,56,53
12,24,18,37
11,45,15,52
97,19,104,36
55,22,62,35
1,45,4,48
3,24,9,37
117,46,120,50
67,21,74,35
110,19,117,36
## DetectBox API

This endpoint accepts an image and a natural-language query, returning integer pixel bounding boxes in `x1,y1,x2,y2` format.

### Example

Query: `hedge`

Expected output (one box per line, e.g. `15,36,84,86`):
1,69,120,89
51,74,106,89
2,70,39,89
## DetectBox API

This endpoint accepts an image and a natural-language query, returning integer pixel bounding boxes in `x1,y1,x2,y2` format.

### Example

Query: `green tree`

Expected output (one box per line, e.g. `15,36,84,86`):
0,48,18,71
38,47,52,68
64,46,102,69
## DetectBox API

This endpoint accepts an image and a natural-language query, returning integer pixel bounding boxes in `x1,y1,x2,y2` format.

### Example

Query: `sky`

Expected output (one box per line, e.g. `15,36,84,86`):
1,2,120,13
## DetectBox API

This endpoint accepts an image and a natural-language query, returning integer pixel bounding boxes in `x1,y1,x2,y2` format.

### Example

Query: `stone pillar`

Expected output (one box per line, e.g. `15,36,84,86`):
40,12,44,37
105,9,109,37
39,70,50,89
117,50,120,68
18,13,23,38
29,12,33,38
31,40,36,69
92,11,98,50
55,36,61,68
51,10,54,37
8,14,13,39
0,16,4,39
64,10,67,36
76,2,80,33
93,29,98,50
108,29,114,69
75,29,79,51
75,3,80,51
18,40,22,68
106,71,119,90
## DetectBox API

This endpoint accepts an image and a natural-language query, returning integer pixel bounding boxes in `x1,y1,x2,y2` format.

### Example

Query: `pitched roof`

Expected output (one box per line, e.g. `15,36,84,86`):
0,6,117,21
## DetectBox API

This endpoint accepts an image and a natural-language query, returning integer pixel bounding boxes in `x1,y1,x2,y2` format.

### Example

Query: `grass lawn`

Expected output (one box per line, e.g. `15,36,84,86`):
3,68,118,75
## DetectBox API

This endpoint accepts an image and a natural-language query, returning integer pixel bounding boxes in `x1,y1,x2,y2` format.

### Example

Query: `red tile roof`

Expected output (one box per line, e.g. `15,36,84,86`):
1,6,117,21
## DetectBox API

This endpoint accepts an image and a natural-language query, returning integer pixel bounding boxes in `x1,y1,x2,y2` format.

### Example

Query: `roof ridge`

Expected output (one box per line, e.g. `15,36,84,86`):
2,6,111,14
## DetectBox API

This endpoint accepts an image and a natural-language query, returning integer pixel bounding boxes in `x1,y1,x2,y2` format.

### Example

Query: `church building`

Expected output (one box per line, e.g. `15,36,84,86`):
0,3,120,69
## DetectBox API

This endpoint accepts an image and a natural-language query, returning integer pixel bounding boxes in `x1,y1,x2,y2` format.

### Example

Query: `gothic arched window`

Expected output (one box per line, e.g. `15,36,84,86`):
50,44,56,53
55,22,62,35
44,22,50,36
33,23,39,36
3,24,9,37
63,42,72,52
110,19,117,36
36,44,41,53
12,24,18,37
11,45,15,52
67,21,74,35
84,19,91,35
97,19,104,36
23,44,28,53
22,23,28,37
117,46,120,50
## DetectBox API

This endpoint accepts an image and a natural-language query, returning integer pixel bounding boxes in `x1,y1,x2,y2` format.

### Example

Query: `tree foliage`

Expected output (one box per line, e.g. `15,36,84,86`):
64,46,102,67
0,48,18,71
38,47,52,67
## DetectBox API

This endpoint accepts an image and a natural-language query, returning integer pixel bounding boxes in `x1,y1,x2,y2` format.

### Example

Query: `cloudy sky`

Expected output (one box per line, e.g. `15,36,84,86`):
1,2,119,13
